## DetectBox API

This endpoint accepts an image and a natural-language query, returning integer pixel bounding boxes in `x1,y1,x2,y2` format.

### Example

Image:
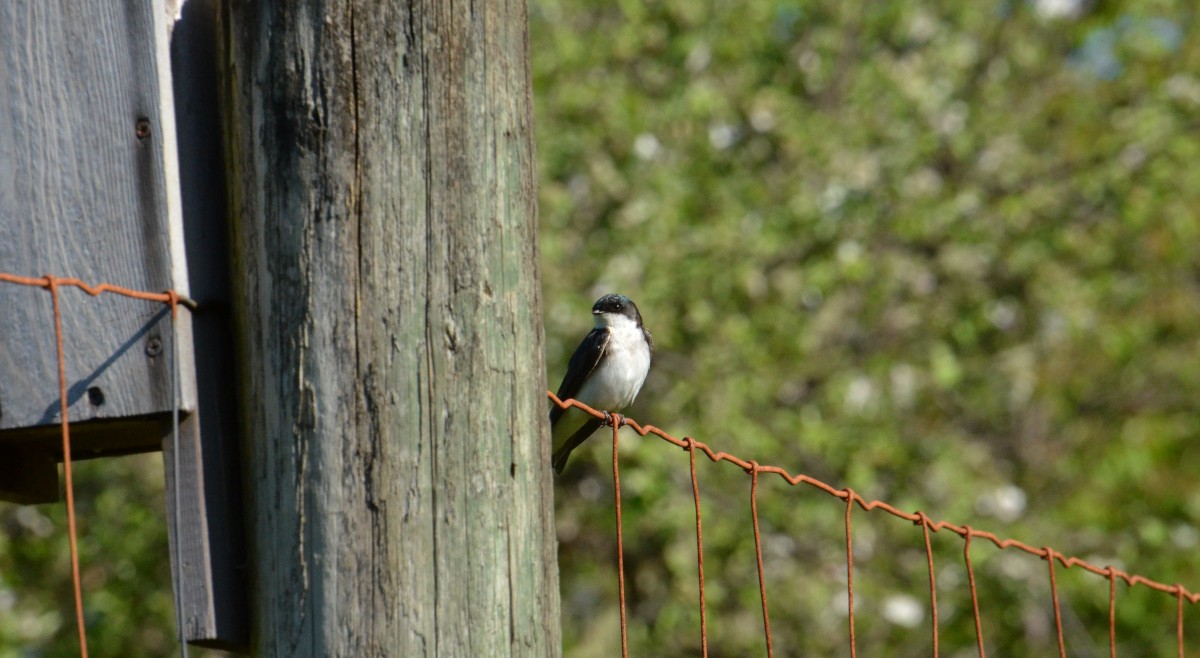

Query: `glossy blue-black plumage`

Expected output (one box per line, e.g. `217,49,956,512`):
550,327,611,426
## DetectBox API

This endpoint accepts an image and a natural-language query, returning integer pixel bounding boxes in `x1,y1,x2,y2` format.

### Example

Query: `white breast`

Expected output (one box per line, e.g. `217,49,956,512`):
575,317,650,412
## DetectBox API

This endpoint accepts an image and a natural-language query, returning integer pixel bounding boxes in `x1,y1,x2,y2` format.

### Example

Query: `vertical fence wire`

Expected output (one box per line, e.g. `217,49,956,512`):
919,513,939,658
1108,567,1118,658
611,415,629,658
1045,548,1066,658
47,278,89,658
844,490,858,658
1179,584,1187,658
963,528,986,658
749,462,775,658
686,437,708,657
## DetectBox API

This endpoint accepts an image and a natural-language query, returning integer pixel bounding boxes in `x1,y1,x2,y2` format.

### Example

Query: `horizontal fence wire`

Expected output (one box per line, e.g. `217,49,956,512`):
0,273,191,658
549,391,1200,656
0,272,196,307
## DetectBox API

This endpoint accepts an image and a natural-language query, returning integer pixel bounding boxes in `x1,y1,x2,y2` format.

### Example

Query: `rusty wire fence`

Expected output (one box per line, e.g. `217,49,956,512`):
0,272,190,658
549,392,1200,658
2,271,1198,657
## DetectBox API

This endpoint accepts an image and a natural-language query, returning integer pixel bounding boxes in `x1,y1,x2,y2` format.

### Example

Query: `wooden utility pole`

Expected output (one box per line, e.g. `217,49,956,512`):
220,2,559,655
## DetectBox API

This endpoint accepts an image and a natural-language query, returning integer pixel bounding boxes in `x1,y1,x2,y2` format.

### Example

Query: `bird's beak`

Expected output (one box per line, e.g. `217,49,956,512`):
592,309,601,315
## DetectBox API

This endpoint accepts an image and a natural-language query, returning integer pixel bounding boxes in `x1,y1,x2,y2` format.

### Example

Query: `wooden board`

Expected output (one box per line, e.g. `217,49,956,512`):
169,0,251,649
0,0,197,442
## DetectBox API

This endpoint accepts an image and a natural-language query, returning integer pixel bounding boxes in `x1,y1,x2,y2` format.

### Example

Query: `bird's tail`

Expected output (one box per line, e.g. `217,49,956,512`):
551,417,602,474
551,437,581,474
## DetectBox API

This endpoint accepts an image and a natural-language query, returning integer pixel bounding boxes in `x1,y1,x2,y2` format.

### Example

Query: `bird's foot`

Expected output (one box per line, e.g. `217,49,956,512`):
602,411,625,428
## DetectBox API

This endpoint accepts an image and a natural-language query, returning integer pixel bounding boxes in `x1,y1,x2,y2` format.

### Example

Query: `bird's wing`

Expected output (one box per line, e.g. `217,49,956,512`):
550,327,610,425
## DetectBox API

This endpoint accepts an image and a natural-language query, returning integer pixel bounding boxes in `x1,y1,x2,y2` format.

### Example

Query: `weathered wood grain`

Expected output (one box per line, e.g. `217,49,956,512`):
222,1,560,654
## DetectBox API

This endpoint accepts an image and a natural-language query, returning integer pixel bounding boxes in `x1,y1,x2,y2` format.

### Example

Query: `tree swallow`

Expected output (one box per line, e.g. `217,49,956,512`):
550,294,653,473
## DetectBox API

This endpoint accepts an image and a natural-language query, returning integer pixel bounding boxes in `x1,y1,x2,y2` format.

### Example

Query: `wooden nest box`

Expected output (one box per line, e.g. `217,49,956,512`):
0,0,247,651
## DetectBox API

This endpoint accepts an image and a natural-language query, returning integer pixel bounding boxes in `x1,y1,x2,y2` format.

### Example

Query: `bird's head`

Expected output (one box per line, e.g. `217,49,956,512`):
592,293,643,329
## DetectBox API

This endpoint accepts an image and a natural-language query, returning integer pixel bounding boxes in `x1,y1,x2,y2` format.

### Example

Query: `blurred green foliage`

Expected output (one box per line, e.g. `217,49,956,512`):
0,455,182,658
3,1,1199,656
535,0,1200,655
